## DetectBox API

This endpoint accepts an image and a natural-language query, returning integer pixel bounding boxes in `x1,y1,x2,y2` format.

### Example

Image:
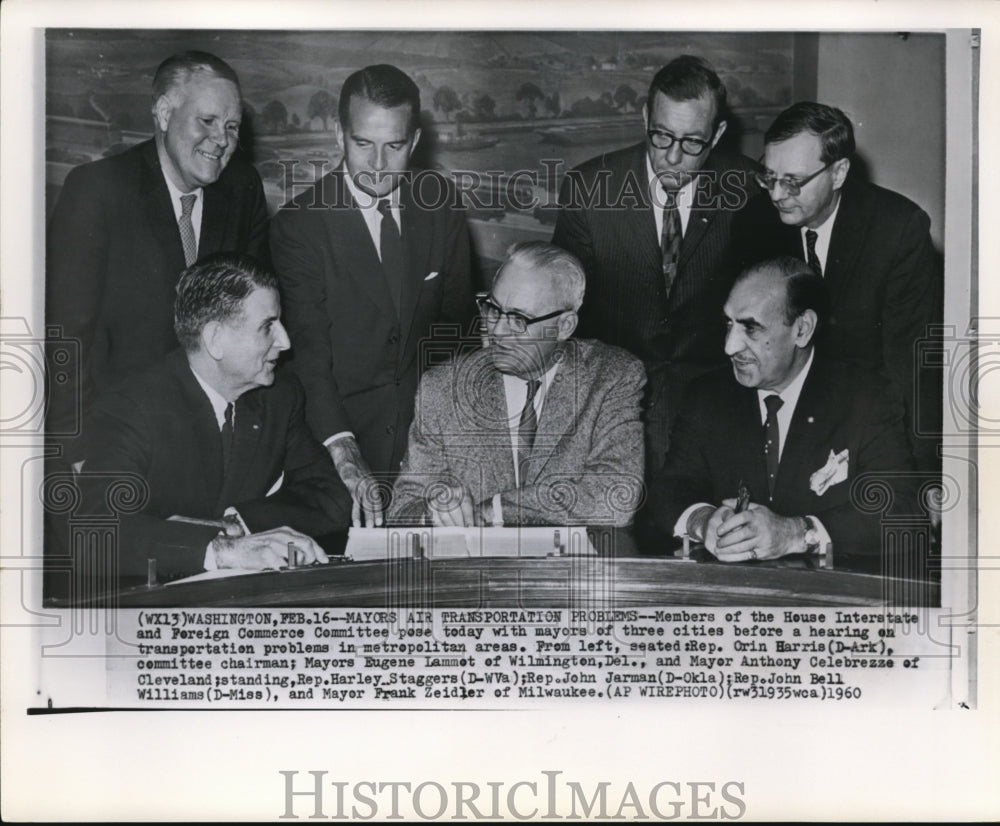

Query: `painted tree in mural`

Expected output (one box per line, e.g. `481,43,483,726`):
433,86,462,121
262,99,288,135
307,90,336,131
614,84,638,113
516,82,545,119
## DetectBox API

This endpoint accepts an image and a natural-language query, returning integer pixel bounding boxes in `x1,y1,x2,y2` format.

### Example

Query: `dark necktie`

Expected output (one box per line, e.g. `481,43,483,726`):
179,193,198,266
221,402,235,472
661,203,682,299
763,394,784,500
517,379,541,481
377,199,404,316
805,229,822,276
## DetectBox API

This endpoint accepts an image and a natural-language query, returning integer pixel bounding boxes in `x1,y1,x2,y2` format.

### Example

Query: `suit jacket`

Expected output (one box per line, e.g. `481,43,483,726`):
551,143,764,472
46,140,269,450
647,357,920,567
270,165,476,478
736,173,942,467
388,339,646,527
79,349,352,580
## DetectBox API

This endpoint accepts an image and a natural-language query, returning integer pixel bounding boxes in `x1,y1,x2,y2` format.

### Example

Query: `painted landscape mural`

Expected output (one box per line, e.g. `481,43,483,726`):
46,30,795,272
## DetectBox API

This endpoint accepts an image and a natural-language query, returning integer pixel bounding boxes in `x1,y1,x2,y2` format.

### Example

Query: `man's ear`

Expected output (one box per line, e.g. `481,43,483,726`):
152,94,173,133
334,118,346,153
202,321,226,361
558,310,579,341
710,118,728,150
409,127,422,157
831,157,851,191
641,101,649,131
794,309,818,348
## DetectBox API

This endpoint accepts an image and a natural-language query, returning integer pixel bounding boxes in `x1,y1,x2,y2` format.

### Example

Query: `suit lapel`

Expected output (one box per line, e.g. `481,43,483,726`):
139,144,186,286
773,360,838,503
171,353,226,509
399,178,433,354
217,387,265,509
324,168,395,318
199,178,230,257
476,364,517,493
824,178,870,303
619,146,663,284
521,344,580,486
677,162,722,270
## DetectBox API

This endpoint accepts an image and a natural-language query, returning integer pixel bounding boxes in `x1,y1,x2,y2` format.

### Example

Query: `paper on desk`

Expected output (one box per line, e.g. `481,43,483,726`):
165,567,263,585
344,526,596,562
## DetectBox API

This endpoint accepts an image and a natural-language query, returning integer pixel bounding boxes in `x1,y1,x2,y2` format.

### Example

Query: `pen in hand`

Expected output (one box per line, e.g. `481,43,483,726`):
734,480,750,514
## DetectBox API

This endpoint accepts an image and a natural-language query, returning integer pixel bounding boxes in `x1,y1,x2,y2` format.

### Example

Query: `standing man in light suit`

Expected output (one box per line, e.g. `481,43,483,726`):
271,64,475,528
389,242,645,528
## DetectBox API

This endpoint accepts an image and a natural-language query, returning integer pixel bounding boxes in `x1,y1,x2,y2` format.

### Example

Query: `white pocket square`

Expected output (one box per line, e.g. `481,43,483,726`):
809,449,849,496
424,271,440,281
265,471,285,497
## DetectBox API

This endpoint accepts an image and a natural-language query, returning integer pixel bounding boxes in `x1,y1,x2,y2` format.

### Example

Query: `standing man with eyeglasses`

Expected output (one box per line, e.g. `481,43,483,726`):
270,65,476,527
552,55,763,480
388,242,644,528
741,102,941,471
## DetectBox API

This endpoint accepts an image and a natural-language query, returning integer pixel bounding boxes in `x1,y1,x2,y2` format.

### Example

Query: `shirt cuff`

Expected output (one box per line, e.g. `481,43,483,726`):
674,503,713,539
323,431,355,448
204,539,218,571
807,515,833,555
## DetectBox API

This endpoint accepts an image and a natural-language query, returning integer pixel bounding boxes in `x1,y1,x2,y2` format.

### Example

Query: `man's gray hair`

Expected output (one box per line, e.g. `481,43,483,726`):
496,241,586,311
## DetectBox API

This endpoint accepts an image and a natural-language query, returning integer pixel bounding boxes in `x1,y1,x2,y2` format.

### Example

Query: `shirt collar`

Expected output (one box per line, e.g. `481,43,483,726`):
161,167,202,204
802,192,841,237
343,168,400,213
189,364,231,430
757,347,815,416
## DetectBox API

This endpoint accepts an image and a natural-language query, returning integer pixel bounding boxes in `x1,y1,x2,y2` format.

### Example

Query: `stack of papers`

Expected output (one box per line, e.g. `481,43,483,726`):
344,526,596,562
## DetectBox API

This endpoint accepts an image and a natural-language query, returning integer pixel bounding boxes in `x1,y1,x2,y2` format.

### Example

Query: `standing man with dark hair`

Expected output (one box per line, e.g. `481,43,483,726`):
742,101,941,470
46,50,269,459
552,55,762,478
271,63,475,528
647,257,918,570
80,254,350,584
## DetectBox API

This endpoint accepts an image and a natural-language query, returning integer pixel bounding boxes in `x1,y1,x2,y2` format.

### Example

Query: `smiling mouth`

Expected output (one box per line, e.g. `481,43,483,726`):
197,149,222,162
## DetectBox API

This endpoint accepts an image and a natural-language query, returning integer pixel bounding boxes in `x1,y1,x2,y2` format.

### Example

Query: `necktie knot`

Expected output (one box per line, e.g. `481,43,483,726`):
221,402,235,472
377,198,394,221
764,394,784,417
180,193,197,217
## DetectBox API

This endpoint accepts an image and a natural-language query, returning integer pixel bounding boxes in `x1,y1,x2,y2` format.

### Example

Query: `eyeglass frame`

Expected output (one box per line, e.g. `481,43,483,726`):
645,128,713,157
754,159,839,196
477,295,569,334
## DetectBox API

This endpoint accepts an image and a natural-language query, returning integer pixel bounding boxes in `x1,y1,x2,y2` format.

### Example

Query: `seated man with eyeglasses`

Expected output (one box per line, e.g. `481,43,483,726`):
388,242,645,528
738,102,942,474
552,55,766,482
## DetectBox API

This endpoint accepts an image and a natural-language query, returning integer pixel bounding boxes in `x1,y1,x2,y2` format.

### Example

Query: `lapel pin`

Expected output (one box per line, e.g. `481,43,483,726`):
807,416,814,423
253,424,260,431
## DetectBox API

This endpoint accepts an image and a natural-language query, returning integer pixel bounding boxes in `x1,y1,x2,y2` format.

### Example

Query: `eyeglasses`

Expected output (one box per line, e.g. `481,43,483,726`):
754,160,835,196
646,129,711,156
477,296,567,334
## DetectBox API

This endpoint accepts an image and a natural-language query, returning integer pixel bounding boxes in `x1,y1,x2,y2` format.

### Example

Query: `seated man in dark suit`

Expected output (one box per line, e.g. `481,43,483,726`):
388,242,645,527
648,256,919,571
46,51,269,460
80,254,351,583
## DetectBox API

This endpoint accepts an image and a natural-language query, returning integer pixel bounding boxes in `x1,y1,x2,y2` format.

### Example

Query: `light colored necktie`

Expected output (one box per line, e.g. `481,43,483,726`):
179,193,198,266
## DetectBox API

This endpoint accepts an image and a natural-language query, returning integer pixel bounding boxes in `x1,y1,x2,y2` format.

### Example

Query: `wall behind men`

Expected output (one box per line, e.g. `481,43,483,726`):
816,32,945,250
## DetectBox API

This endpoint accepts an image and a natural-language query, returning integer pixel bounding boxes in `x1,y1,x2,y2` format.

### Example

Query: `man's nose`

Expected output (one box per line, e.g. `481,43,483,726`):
724,324,743,356
372,147,387,171
273,321,291,351
665,142,685,165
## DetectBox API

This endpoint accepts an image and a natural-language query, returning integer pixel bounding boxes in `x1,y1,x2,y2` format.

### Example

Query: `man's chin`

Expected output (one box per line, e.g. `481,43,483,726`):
731,363,758,387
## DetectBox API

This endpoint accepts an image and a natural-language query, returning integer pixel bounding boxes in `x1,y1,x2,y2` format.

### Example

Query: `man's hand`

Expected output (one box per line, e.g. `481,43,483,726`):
328,436,384,527
711,501,806,562
426,482,476,527
211,526,330,570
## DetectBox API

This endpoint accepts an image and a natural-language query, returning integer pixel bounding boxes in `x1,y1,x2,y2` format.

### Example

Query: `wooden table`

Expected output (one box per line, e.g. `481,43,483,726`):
102,553,935,608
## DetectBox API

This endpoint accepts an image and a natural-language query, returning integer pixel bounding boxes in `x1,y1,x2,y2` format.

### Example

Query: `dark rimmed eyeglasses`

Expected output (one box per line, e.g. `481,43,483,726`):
754,160,836,196
477,296,567,334
646,129,712,156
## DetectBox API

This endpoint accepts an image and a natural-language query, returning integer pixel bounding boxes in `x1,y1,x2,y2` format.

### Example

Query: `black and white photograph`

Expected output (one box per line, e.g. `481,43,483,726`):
1,0,997,821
